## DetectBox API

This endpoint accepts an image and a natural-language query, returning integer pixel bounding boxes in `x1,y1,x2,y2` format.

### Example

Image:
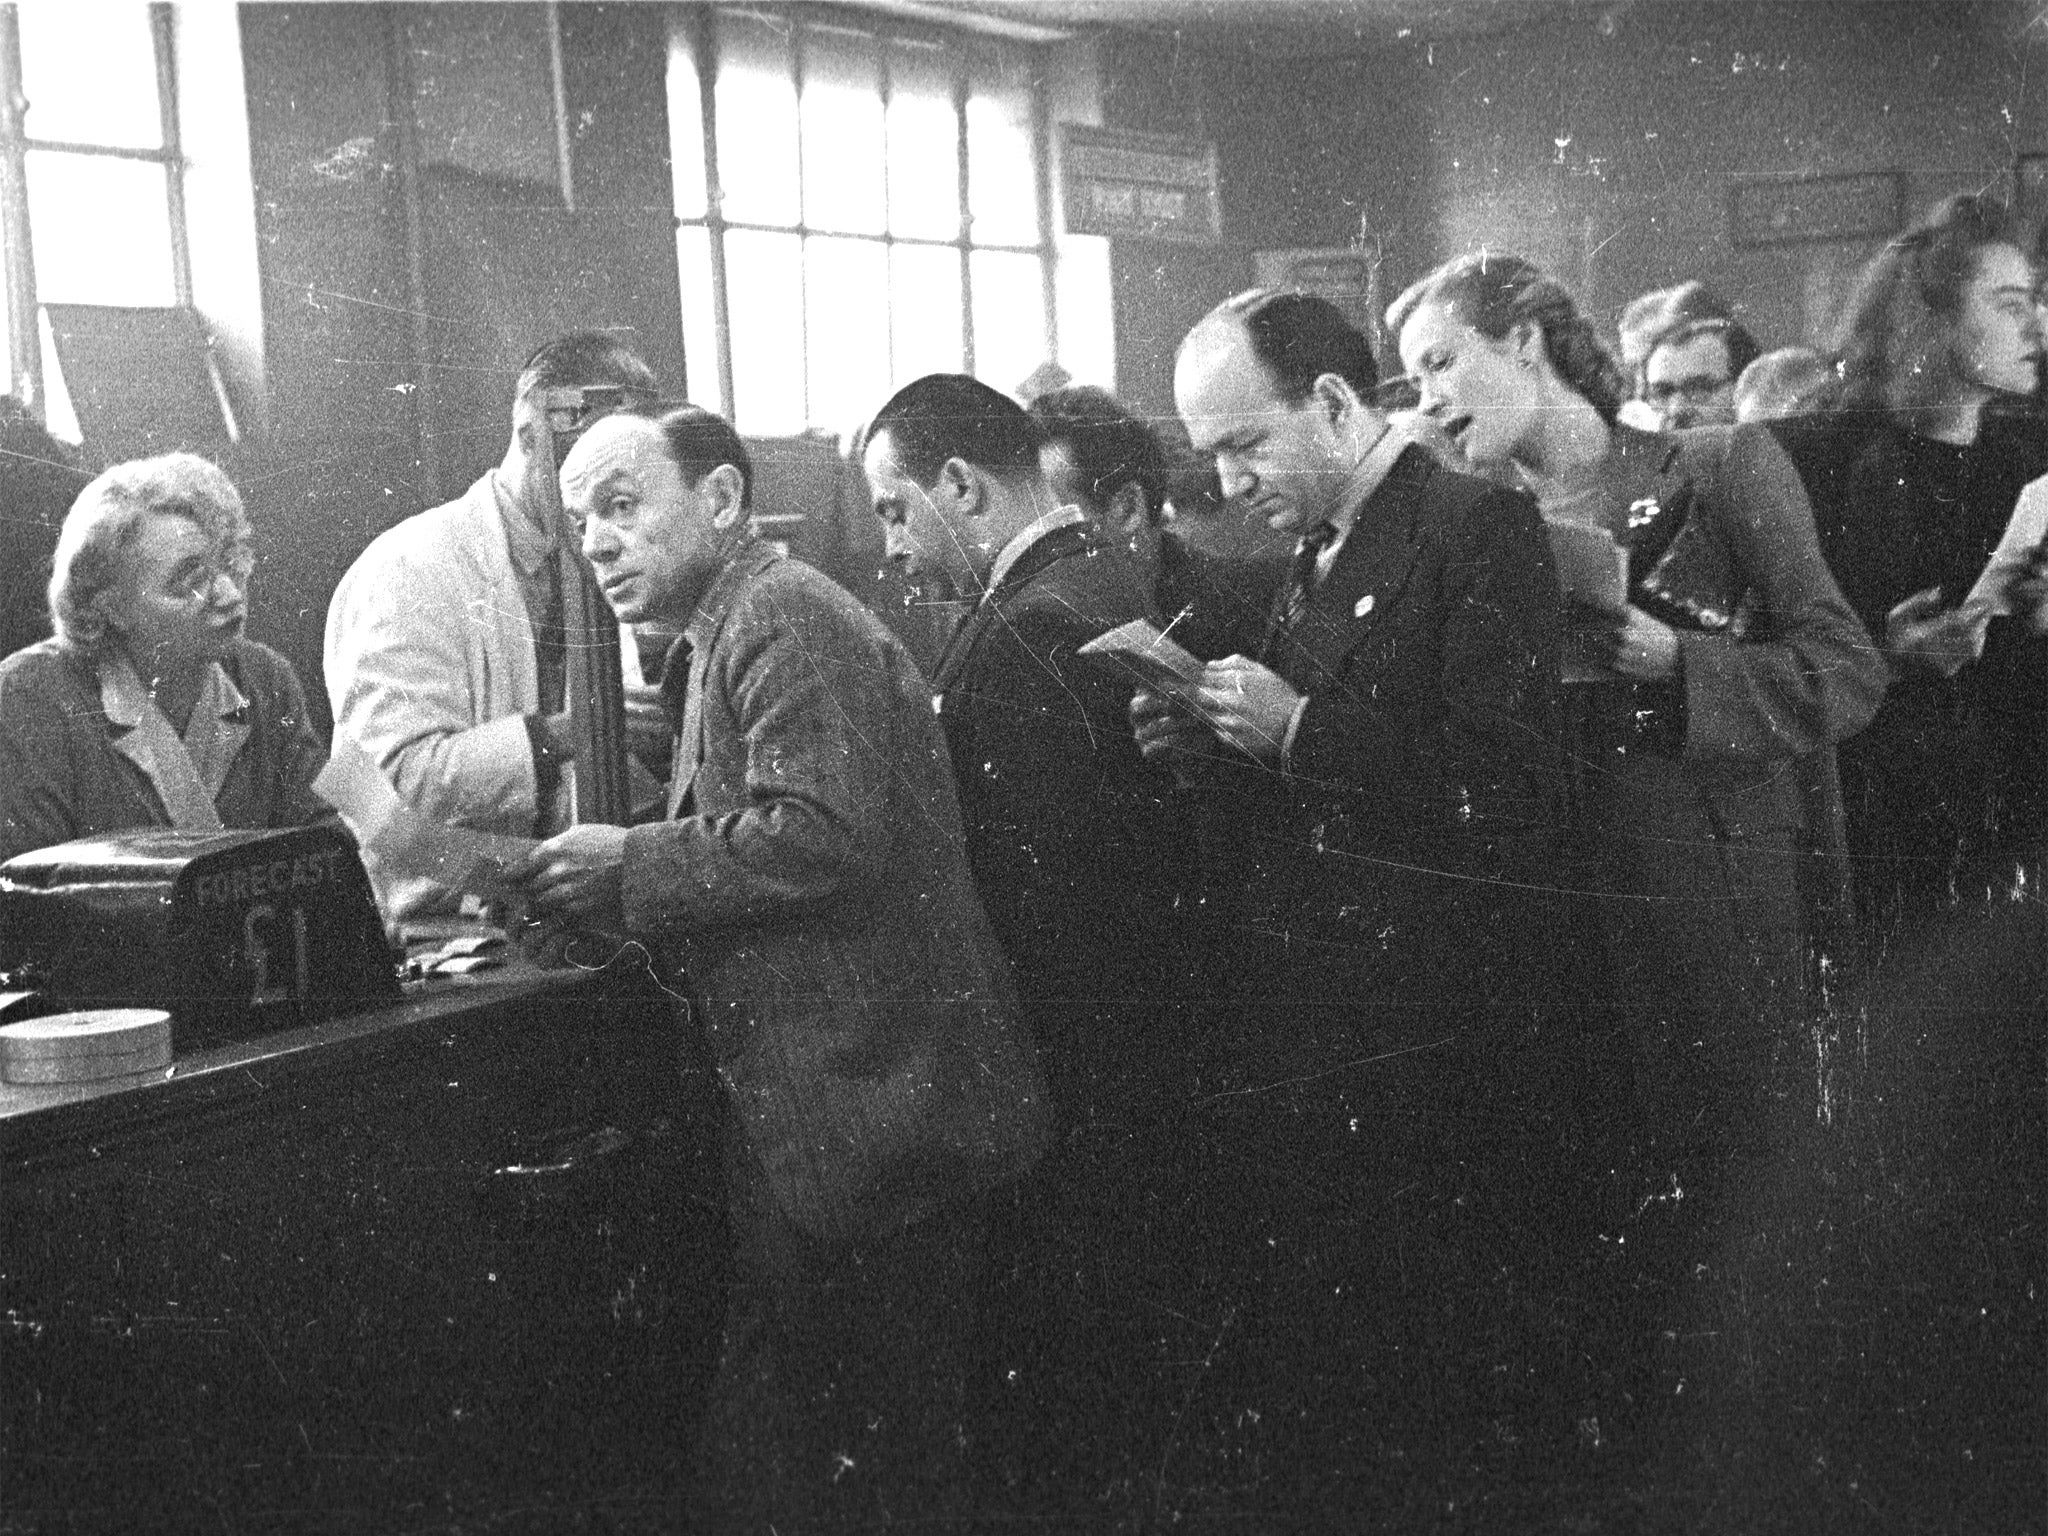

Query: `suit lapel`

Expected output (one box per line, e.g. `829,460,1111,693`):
933,523,1095,698
1273,447,1431,690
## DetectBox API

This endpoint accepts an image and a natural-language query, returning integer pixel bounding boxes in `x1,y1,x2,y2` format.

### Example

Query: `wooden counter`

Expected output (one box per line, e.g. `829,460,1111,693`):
1,960,727,1533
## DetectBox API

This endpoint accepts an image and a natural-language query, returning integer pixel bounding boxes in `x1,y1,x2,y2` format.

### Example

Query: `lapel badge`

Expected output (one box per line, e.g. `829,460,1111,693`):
1353,593,1376,619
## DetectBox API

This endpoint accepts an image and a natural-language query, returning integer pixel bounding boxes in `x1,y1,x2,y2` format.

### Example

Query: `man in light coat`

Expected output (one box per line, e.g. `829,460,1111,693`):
323,332,658,922
507,403,1047,1528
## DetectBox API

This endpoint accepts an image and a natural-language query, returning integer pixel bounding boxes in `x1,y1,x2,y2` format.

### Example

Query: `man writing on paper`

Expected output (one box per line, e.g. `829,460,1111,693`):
503,404,1046,1527
324,332,661,925
1127,290,1583,1485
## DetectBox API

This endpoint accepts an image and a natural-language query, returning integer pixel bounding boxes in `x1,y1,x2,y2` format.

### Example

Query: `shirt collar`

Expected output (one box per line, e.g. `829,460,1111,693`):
1325,425,1402,542
492,469,558,578
99,654,247,732
986,504,1089,595
1316,425,1403,572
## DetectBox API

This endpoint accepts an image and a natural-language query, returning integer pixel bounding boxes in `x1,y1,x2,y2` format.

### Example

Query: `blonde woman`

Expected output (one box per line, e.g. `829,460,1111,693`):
0,452,327,863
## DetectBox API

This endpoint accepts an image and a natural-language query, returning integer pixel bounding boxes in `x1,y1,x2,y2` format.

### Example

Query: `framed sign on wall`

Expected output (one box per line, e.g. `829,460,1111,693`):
1728,172,1905,249
1060,124,1220,244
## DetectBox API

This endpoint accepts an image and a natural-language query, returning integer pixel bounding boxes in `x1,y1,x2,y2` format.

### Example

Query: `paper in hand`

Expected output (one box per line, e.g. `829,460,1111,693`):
314,736,538,904
1542,517,1630,616
1079,618,1205,695
1959,476,2048,647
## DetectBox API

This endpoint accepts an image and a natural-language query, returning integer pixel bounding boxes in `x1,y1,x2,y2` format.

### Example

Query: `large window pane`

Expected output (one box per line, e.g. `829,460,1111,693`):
970,249,1046,399
803,237,890,439
724,229,805,436
19,5,162,150
799,29,885,236
885,41,959,241
714,13,799,228
26,152,177,306
676,225,723,416
666,18,709,221
966,83,1037,247
890,245,962,385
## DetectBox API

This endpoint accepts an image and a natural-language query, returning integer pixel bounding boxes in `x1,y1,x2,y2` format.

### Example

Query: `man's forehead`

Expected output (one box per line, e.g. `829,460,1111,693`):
561,414,662,486
861,429,915,486
1178,324,1280,420
1647,332,1732,377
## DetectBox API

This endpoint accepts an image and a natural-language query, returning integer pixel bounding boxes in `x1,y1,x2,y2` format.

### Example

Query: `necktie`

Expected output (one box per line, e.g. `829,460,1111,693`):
1279,520,1339,635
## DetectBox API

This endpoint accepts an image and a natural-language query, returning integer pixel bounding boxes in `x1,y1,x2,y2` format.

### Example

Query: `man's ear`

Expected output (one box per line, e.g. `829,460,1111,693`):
704,462,749,531
937,456,985,518
1310,371,1362,427
1107,481,1152,540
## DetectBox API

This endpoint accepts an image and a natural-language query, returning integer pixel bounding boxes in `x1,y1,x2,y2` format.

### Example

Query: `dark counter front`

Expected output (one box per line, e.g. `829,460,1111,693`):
1,959,729,1535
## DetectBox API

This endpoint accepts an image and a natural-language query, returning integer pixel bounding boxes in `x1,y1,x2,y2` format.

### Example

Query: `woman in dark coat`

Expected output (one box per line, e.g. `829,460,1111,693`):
1776,194,2048,957
0,451,327,864
1390,255,1886,1447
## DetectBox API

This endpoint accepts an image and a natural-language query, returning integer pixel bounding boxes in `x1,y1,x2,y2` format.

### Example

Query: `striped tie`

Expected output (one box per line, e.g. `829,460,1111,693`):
1280,520,1339,634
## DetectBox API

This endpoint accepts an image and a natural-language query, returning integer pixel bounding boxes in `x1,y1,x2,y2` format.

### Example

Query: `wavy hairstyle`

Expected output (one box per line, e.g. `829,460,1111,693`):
50,452,252,658
1387,252,1628,423
1828,193,2023,419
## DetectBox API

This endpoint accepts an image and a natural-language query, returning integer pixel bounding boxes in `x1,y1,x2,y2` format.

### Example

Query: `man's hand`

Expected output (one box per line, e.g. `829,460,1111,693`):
1885,586,1980,678
503,824,630,931
1191,655,1303,766
541,710,582,760
1130,687,1215,766
2008,544,2048,636
1568,601,1682,681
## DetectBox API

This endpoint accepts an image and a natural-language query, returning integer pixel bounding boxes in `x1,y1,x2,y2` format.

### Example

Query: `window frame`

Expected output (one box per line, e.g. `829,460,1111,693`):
672,3,1060,431
0,2,192,417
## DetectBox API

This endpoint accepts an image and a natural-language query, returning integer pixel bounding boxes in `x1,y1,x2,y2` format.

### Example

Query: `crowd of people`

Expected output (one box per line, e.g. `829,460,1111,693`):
0,190,2042,1526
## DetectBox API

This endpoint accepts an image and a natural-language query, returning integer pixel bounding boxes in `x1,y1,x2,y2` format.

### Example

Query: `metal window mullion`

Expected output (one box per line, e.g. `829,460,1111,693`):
19,137,176,162
692,8,735,417
150,3,192,309
791,20,812,428
1031,60,1055,370
0,4,39,410
878,34,896,386
952,49,972,377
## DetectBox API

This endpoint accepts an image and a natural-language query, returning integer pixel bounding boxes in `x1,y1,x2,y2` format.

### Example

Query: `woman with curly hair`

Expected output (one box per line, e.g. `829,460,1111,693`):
1390,253,1882,1127
1777,194,2048,951
1388,256,1884,1431
0,451,328,863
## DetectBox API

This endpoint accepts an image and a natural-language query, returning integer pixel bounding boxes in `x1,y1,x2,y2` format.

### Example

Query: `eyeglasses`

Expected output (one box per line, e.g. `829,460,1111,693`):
163,544,255,602
540,385,649,439
1644,375,1734,407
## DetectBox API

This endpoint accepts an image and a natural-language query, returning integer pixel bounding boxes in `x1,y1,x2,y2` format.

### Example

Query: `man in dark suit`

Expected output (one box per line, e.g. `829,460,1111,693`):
861,375,1198,1512
507,403,1047,1529
861,375,1192,1119
1132,291,1583,1503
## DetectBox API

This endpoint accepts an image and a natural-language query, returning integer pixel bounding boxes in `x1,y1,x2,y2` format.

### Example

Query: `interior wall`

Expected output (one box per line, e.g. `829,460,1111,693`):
1299,0,2038,353
1103,0,2037,408
237,2,682,734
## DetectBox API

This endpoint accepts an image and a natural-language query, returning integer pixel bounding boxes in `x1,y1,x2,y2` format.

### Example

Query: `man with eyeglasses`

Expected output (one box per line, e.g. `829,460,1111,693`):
1641,315,1762,432
324,331,660,922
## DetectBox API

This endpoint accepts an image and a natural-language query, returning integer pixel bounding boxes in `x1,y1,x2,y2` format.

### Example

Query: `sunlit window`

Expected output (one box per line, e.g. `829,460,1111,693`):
669,9,1057,439
0,3,190,419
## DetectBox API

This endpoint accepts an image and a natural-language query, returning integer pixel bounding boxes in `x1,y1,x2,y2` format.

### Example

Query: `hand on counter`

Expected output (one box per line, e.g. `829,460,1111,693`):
503,824,629,933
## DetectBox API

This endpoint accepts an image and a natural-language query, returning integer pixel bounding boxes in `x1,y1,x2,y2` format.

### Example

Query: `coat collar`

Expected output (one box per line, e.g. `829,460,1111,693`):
99,653,244,828
1261,442,1434,685
933,516,1099,692
683,537,780,653
984,505,1089,597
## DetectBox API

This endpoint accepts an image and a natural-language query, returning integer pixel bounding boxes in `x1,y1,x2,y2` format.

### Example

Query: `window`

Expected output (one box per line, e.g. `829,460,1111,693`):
669,7,1068,438
0,3,192,430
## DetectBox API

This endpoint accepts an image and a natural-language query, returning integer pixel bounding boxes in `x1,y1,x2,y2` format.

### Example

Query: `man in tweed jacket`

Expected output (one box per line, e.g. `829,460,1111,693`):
507,403,1046,1529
